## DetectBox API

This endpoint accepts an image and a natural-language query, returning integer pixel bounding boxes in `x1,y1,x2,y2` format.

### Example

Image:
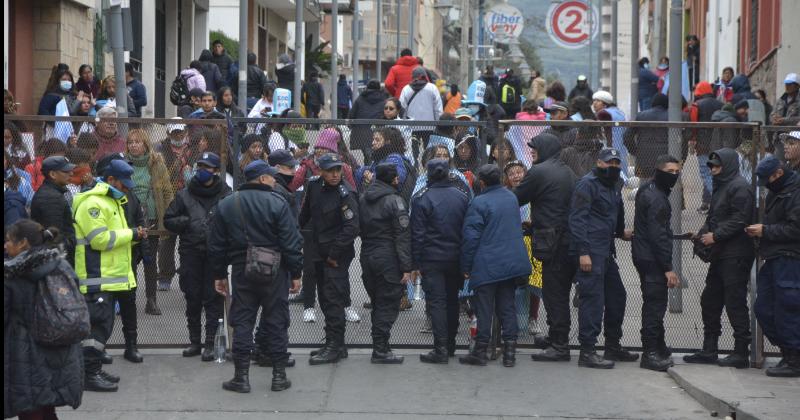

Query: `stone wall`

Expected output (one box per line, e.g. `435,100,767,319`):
747,51,777,103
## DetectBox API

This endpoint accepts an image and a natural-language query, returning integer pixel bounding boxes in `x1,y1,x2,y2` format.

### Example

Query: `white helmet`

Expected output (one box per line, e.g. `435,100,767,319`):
592,90,614,105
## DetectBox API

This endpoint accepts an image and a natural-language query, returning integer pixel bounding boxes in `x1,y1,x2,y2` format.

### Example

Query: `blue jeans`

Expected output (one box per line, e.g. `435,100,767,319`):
697,154,713,205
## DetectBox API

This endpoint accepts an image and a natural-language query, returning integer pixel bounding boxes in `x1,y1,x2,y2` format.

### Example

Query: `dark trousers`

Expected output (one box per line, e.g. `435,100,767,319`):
474,279,519,343
755,257,800,349
313,258,353,342
83,292,114,373
17,406,57,420
635,261,668,351
179,252,224,345
111,288,137,343
701,257,753,343
421,262,463,343
541,247,577,347
337,106,350,119
229,265,290,364
158,234,177,284
575,255,627,350
136,236,160,299
361,252,404,342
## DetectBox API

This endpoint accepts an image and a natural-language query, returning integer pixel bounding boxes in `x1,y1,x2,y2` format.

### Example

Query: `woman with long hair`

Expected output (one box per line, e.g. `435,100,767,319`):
126,129,175,315
356,127,409,190
38,65,81,116
96,76,138,117
543,81,566,111
217,86,245,118
76,64,100,98
4,220,84,420
4,122,32,169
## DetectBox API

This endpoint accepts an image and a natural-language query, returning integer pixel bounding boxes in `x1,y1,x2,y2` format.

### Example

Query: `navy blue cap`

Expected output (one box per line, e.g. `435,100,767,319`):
268,149,298,167
95,152,130,176
375,162,398,184
318,153,344,170
476,164,502,185
756,156,783,186
244,160,277,181
104,159,136,190
426,158,449,181
598,148,622,163
41,156,76,175
197,152,221,168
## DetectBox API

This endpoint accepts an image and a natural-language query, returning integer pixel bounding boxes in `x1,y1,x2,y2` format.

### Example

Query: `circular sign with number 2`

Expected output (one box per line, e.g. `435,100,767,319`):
546,0,600,49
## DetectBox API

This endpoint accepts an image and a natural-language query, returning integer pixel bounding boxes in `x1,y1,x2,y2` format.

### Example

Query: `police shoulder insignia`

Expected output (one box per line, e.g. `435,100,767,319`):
338,184,349,198
309,175,321,182
342,205,354,220
88,208,101,219
398,214,410,228
393,195,406,211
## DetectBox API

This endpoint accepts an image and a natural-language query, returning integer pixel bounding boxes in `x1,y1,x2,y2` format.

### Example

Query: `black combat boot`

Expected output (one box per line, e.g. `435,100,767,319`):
309,339,343,365
85,368,119,392
222,359,251,393
531,334,571,362
684,334,719,364
201,342,215,362
371,338,404,364
766,348,800,378
579,348,615,369
640,350,673,372
420,338,449,364
459,341,489,366
100,350,113,364
603,342,639,362
98,369,120,383
183,343,202,357
271,362,292,391
718,340,750,369
123,336,143,363
502,340,517,367
310,340,348,359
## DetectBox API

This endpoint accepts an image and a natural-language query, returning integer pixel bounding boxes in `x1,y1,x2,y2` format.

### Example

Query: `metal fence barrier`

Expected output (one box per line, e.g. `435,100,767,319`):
4,115,792,359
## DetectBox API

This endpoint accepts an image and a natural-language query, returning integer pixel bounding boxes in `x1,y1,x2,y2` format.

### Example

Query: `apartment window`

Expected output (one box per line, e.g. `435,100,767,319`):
749,0,758,64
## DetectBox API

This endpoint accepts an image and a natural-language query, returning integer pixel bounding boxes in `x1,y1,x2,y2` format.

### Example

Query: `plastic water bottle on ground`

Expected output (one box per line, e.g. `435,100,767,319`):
468,311,478,352
214,318,226,363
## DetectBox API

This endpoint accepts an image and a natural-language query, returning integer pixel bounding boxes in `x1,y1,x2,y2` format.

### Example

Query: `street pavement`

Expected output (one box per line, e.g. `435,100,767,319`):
59,350,711,420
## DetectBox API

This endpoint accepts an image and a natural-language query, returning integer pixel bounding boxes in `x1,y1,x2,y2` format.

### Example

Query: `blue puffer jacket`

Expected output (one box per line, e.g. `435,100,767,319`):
410,179,470,269
461,185,531,289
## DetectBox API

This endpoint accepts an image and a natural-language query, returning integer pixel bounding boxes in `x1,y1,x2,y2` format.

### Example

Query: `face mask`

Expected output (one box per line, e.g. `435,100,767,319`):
194,168,215,184
60,81,73,91
170,139,186,147
657,64,668,70
654,169,679,191
765,172,790,193
283,127,306,144
643,63,649,69
70,167,91,185
594,166,621,183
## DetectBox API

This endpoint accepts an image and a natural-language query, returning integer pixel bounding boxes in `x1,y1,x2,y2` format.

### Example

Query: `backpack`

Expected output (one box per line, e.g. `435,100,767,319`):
399,158,419,205
31,261,90,346
500,83,516,105
170,74,191,106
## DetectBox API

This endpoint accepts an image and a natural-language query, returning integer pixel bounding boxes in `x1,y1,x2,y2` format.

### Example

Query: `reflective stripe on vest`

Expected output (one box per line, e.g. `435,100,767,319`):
76,226,109,246
79,277,129,287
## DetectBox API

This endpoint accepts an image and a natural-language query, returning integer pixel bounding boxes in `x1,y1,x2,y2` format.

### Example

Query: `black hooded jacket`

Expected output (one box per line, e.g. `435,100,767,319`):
163,175,232,255
632,180,674,271
731,75,756,100
349,88,389,150
514,133,577,240
359,180,413,276
198,50,224,92
211,50,234,82
705,148,755,260
276,63,296,91
760,171,800,259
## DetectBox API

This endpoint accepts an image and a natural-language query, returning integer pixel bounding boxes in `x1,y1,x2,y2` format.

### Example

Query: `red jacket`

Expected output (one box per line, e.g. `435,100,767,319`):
24,157,45,191
384,56,419,98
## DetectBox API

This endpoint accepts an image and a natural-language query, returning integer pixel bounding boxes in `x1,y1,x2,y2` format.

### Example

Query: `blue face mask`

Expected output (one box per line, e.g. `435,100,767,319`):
106,183,126,199
194,168,215,184
642,63,649,69
60,80,73,91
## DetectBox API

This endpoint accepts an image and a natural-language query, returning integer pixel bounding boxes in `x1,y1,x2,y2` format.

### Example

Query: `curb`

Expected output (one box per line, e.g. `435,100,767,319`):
667,367,761,420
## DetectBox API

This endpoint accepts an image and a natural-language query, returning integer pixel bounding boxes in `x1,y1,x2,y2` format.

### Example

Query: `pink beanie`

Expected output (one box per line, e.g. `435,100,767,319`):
315,128,340,153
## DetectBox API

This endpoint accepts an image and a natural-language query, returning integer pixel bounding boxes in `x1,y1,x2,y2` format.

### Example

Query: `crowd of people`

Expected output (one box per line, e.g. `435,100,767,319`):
4,49,800,419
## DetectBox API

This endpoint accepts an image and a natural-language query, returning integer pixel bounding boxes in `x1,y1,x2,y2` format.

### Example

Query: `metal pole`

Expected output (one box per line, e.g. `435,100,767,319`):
294,0,303,111
376,0,382,80
331,0,338,118
396,0,401,58
630,0,639,116
471,0,478,82
611,0,618,99
667,0,684,313
352,0,360,101
588,0,593,86
109,5,128,117
408,0,415,56
238,0,248,112
460,0,470,91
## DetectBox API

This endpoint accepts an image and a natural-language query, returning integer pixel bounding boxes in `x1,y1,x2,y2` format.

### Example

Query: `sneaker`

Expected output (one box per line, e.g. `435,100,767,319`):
303,308,317,323
345,307,361,323
157,281,171,291
528,317,543,336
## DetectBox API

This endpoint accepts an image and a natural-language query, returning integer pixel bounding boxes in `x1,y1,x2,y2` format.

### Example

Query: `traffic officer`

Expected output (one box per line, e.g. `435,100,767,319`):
632,155,682,371
209,160,303,394
569,148,636,369
685,148,754,368
410,159,470,363
514,133,578,362
73,159,142,392
299,153,360,365
747,156,799,377
359,163,413,364
163,152,231,361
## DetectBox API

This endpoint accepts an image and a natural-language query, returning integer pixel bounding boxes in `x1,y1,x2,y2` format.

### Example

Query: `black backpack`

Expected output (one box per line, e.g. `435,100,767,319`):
31,260,90,346
399,158,419,205
170,74,191,106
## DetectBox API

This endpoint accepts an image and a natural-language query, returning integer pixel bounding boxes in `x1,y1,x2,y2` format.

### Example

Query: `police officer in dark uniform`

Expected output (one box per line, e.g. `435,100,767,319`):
569,148,637,369
208,160,303,393
684,148,754,368
359,163,413,364
299,153,360,365
632,155,682,371
747,156,800,377
410,159,470,363
514,133,577,362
